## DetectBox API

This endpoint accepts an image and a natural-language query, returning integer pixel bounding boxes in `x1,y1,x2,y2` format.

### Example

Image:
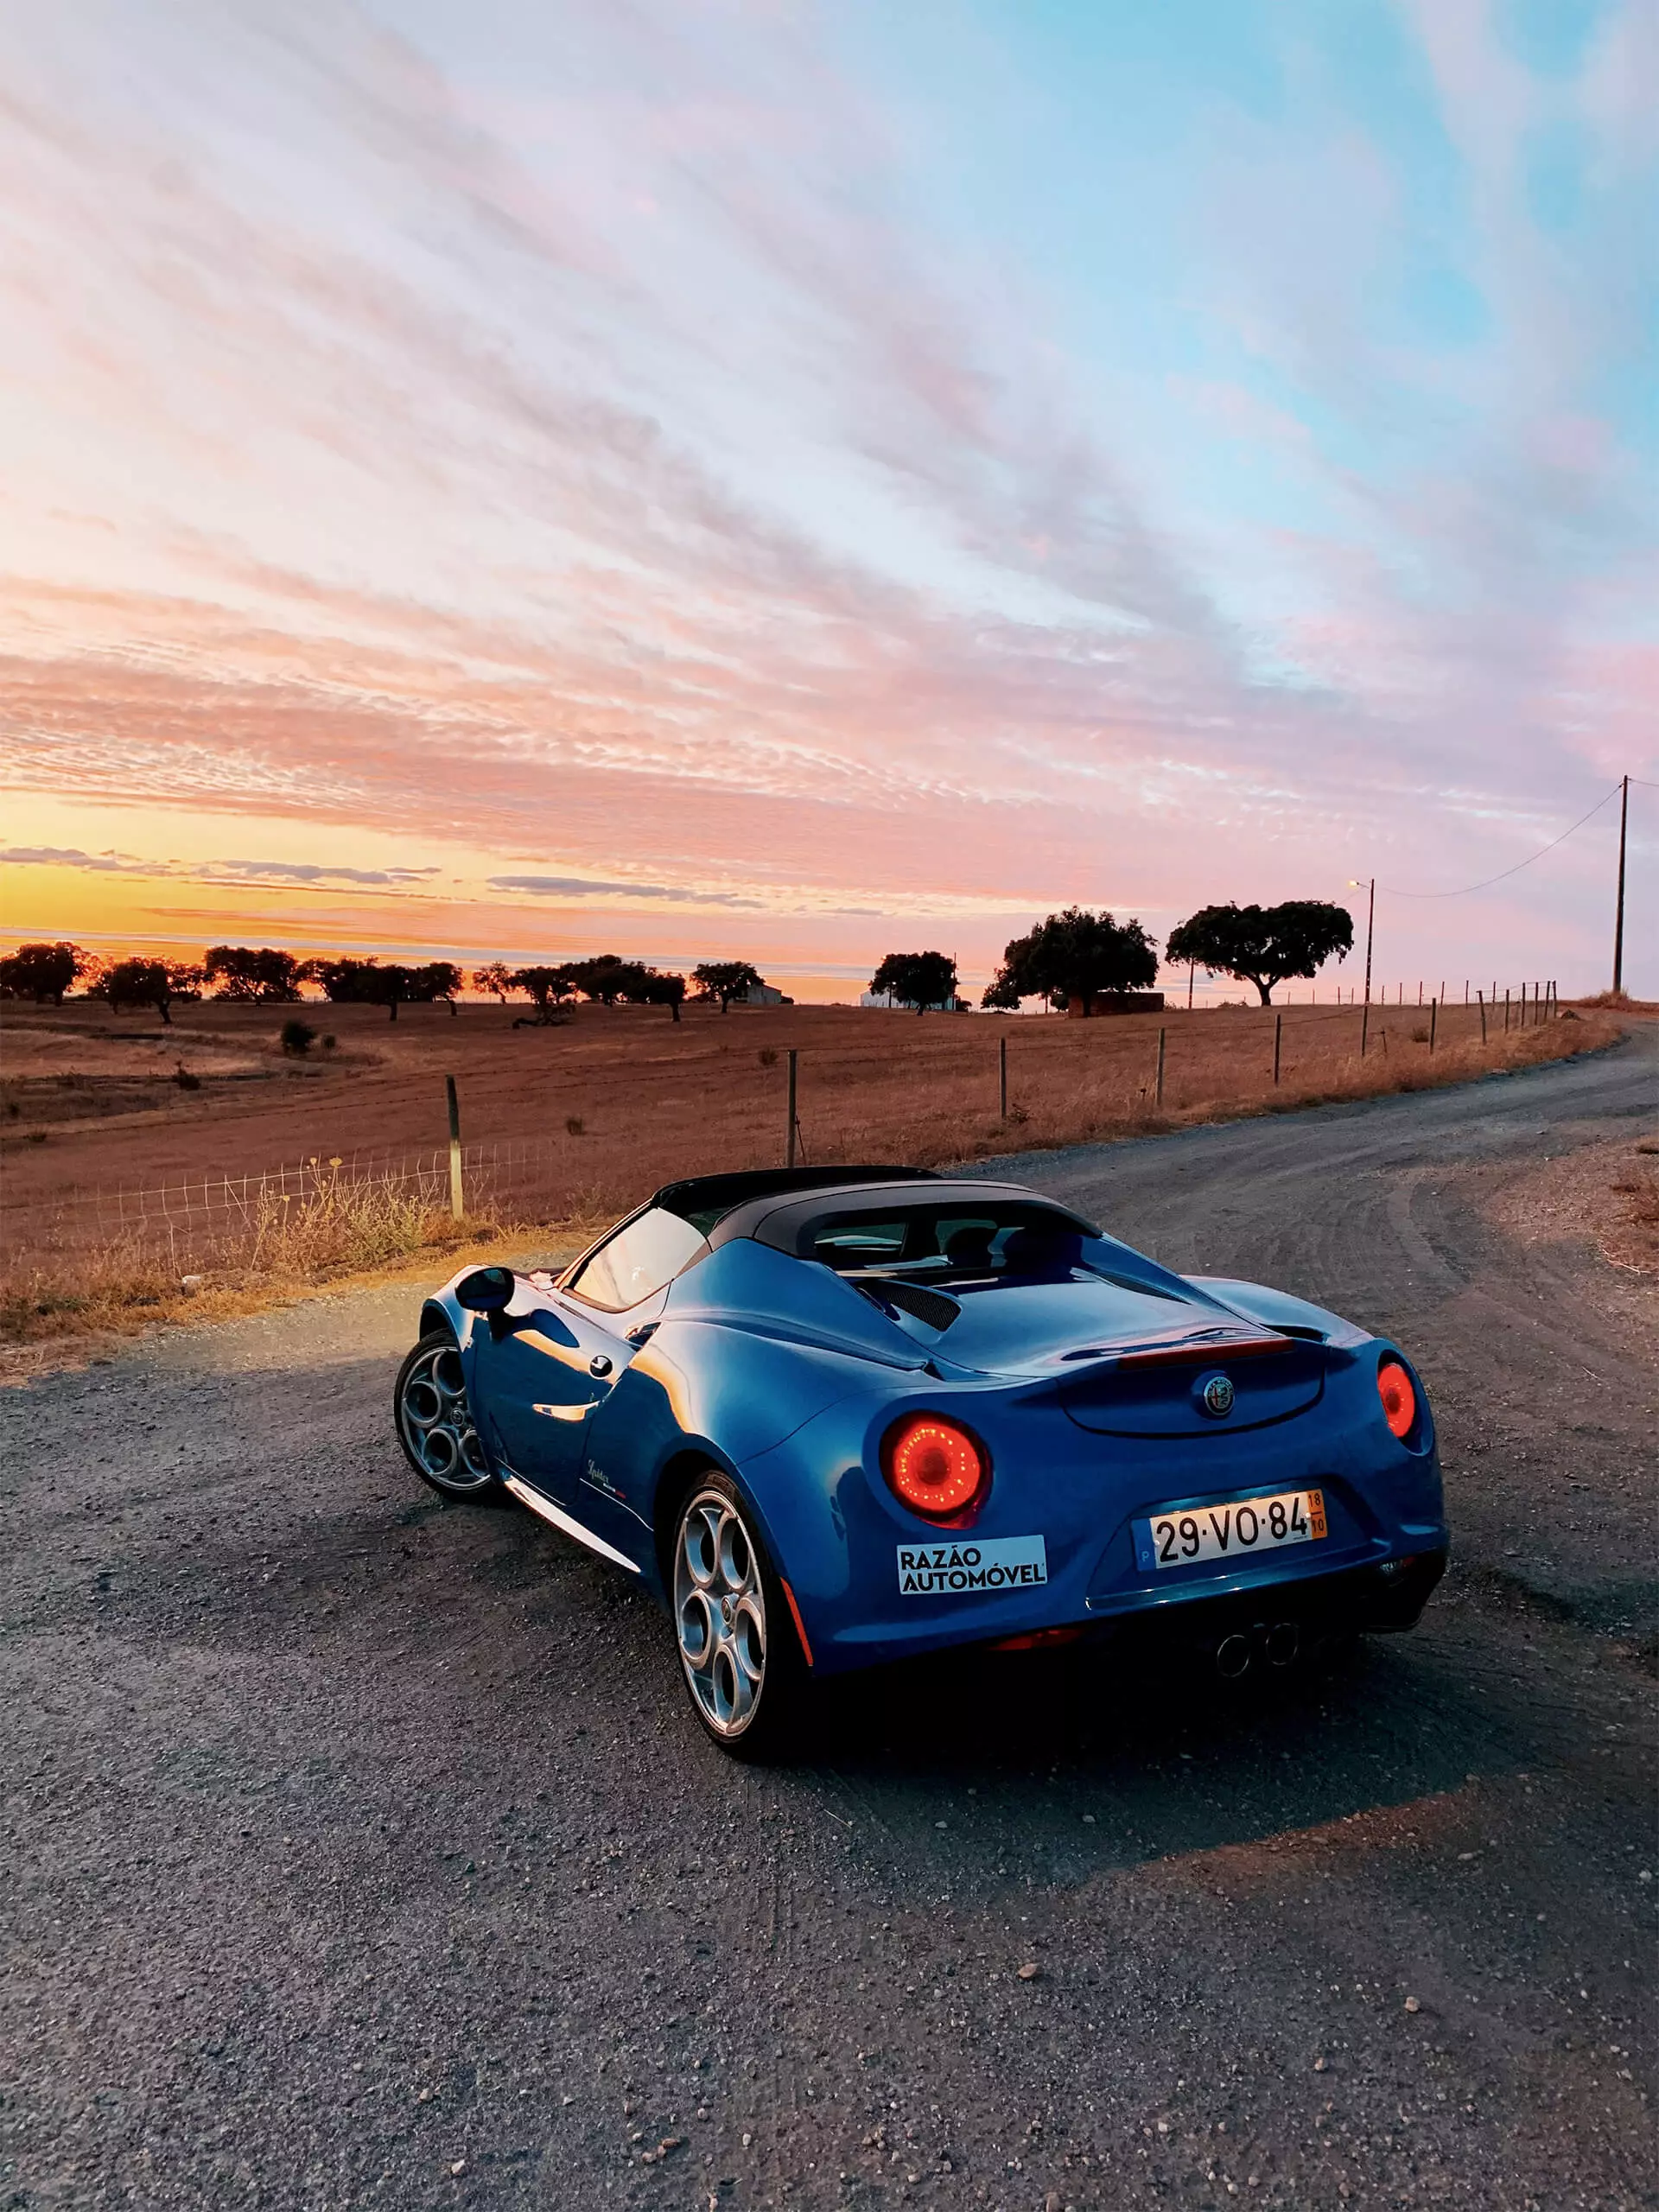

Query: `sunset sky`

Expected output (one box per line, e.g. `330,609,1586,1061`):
2,0,1655,1000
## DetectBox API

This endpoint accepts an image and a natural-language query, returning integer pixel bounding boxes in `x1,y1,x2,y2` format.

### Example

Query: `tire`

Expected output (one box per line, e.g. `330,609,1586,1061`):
671,1471,808,1760
393,1329,505,1504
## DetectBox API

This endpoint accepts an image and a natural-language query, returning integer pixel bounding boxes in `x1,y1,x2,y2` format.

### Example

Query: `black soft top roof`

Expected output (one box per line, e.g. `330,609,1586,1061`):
716,1179,1098,1254
652,1165,935,1224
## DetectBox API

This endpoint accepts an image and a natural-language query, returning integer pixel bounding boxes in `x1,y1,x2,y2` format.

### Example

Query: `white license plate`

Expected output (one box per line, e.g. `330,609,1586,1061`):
1135,1488,1326,1573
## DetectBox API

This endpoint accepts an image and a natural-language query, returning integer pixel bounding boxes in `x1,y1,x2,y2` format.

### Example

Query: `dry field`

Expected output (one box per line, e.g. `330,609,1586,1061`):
0,991,1618,1351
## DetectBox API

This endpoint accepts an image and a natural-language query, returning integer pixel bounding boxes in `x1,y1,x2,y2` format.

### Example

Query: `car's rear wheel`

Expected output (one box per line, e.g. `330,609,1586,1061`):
672,1473,805,1758
394,1329,501,1503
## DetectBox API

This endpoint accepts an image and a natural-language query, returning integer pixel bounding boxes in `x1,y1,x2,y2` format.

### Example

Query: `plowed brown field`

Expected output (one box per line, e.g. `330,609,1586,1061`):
1,994,1611,1265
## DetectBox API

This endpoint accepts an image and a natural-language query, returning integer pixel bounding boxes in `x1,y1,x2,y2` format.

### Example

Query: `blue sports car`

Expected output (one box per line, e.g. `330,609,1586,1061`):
394,1166,1446,1756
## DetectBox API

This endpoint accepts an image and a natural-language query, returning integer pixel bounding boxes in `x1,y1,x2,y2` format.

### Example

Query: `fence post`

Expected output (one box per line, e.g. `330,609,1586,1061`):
1360,1001,1370,1057
785,1048,798,1169
445,1075,464,1219
1504,988,1510,1033
1272,1012,1281,1086
1428,999,1437,1053
1155,1026,1166,1105
998,1033,1008,1119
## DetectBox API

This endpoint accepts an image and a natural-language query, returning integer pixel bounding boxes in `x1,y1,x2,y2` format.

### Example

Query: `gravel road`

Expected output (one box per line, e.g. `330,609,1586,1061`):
5,1027,1655,2211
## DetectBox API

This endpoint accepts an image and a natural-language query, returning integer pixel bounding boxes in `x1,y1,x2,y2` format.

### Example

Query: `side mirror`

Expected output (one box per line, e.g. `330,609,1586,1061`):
455,1265,516,1313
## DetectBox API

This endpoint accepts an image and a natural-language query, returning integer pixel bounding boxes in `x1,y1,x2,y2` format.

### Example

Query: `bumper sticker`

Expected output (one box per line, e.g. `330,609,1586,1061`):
897,1534,1047,1597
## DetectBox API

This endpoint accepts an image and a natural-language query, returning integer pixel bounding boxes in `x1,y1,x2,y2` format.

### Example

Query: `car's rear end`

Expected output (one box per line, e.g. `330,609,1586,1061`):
721,1191,1446,1681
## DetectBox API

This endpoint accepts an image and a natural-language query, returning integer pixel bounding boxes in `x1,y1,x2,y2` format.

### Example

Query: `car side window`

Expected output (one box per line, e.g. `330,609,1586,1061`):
566,1208,708,1313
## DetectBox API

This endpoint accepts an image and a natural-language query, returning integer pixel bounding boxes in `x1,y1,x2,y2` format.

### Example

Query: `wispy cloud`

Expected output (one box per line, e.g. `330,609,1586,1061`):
488,874,765,908
1,845,442,893
0,845,154,874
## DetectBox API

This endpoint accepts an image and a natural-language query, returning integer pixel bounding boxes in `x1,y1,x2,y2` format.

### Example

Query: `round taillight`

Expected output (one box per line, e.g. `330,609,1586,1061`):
883,1414,988,1519
1376,1357,1416,1440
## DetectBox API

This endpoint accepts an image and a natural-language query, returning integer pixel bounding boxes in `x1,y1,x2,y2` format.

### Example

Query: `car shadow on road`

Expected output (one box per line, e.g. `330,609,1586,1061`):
780,1630,1518,1879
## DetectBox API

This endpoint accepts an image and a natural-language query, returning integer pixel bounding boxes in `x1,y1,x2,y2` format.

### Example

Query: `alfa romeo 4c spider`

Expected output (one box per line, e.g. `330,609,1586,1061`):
394,1166,1446,1755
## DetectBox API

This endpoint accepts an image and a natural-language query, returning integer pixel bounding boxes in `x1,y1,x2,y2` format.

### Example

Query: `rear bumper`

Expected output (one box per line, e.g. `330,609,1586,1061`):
1064,1548,1448,1657
798,1537,1448,1675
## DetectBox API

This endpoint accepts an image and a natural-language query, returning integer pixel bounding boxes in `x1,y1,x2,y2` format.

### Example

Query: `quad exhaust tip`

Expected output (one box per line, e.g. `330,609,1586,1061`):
1265,1620,1300,1668
1215,1633,1252,1680
1214,1621,1300,1679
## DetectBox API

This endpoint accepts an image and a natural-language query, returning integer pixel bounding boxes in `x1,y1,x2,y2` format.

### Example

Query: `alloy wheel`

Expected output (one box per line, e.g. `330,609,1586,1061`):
674,1488,768,1738
397,1338,493,1494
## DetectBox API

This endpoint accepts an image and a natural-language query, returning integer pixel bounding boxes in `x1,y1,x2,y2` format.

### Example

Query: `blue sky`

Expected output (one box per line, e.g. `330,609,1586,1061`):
0,0,1654,993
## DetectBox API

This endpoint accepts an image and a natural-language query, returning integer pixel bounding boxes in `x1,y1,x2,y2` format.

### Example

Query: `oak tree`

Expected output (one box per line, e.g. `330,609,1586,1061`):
986,910,1157,1013
869,950,958,1014
0,941,93,1005
691,960,764,1012
202,945,302,1001
1165,901,1352,1005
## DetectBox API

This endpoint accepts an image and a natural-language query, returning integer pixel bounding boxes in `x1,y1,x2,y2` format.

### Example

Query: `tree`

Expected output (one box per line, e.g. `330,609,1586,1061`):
987,909,1157,1012
636,969,687,1021
408,961,462,1014
980,973,1022,1012
564,955,650,1006
869,950,959,1015
507,965,576,1025
0,941,92,1006
691,960,763,1012
297,956,414,1020
473,961,514,1007
104,957,203,1025
202,945,302,1001
1165,900,1353,1005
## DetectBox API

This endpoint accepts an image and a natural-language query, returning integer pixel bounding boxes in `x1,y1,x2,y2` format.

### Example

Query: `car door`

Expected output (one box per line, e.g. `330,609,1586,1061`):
469,1289,630,1507
473,1205,709,1518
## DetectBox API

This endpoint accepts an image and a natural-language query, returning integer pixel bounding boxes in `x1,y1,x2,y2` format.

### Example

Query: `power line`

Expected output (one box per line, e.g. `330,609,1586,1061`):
1381,783,1625,899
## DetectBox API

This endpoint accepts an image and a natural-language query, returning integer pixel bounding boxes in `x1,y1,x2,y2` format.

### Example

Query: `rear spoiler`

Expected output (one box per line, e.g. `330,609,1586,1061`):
1116,1331,1295,1369
1035,1325,1338,1390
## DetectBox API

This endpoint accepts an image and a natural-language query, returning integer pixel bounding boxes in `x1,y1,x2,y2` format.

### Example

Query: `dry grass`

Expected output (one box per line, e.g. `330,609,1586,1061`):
0,995,1627,1360
0,1182,515,1351
1487,1130,1659,1278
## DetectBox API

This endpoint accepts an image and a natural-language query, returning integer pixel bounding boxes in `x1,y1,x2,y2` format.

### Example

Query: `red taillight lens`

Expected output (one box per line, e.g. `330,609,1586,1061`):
1377,1358,1416,1440
883,1414,988,1519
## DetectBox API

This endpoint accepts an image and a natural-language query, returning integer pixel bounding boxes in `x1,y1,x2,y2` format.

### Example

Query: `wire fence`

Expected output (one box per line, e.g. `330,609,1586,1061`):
4,981,1569,1274
14,1138,570,1266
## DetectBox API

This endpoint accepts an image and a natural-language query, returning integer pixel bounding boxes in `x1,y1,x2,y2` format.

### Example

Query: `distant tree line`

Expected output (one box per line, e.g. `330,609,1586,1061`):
3,899,1354,1026
868,898,1353,1014
0,940,785,1023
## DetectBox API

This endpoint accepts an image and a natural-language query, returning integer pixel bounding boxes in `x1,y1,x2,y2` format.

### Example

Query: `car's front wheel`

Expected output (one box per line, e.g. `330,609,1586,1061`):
672,1473,805,1758
393,1329,501,1503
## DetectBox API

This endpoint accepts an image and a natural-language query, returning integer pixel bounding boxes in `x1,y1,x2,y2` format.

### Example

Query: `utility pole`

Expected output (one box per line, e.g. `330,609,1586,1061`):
1349,879,1375,1004
1613,773,1629,995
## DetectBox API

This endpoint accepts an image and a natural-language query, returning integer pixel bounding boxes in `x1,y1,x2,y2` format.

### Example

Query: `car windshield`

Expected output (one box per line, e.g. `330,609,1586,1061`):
567,1206,709,1312
803,1203,1088,1278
